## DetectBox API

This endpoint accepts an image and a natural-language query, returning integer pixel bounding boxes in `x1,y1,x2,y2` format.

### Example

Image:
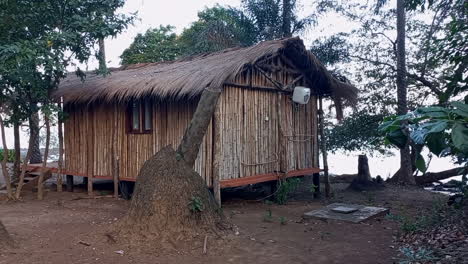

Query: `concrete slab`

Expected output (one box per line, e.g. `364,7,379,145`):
303,203,389,223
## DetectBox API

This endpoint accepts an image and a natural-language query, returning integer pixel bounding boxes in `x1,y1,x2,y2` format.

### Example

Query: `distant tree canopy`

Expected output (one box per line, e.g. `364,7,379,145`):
315,0,467,154
121,26,181,65
178,5,257,56
121,1,315,63
0,0,134,123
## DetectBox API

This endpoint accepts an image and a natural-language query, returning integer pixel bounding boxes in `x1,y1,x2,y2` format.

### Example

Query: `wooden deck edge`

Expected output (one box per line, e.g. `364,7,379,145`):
219,168,321,188
26,165,320,189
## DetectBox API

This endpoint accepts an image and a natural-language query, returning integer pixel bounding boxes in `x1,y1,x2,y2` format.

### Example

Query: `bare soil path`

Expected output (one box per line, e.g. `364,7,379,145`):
1,186,440,264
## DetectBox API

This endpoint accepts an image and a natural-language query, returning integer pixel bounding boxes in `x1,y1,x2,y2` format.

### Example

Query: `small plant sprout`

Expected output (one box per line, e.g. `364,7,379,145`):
279,216,287,225
263,209,274,222
188,196,204,213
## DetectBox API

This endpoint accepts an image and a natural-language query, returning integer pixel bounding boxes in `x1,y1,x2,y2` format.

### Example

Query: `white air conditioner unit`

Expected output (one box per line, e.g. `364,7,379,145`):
292,86,311,104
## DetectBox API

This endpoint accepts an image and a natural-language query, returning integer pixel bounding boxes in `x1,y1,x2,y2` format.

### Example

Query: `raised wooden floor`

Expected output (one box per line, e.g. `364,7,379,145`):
27,164,320,189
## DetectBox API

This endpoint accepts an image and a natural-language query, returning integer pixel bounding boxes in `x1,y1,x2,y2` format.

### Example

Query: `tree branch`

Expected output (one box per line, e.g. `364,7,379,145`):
415,167,468,185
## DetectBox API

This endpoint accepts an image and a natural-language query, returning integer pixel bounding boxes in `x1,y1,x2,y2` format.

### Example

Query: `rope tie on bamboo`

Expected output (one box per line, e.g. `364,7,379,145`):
284,134,314,142
240,153,279,166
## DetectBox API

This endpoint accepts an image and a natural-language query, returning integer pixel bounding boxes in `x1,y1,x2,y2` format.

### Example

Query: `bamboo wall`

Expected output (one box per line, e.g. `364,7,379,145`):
64,57,319,187
64,100,214,186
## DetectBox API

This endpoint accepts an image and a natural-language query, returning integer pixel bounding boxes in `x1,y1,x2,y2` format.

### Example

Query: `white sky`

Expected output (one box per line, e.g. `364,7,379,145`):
1,0,455,177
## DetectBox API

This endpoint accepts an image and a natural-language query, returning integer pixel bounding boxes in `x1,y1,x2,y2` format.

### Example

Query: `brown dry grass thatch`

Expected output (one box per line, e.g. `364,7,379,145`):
55,37,357,107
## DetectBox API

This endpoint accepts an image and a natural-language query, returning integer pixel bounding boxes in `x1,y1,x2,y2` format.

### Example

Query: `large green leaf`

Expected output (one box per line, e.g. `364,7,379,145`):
417,106,448,113
425,120,448,133
411,127,428,144
451,101,468,114
426,133,447,156
387,129,408,149
451,101,468,118
452,122,468,154
415,154,427,173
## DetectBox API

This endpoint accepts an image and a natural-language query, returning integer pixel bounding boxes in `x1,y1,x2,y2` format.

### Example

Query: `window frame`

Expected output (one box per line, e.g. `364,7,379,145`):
127,99,153,134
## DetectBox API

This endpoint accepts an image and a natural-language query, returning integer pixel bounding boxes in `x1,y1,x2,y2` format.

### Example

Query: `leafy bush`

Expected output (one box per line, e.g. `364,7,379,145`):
380,101,468,173
385,200,448,233
275,178,302,205
398,247,438,264
0,149,15,162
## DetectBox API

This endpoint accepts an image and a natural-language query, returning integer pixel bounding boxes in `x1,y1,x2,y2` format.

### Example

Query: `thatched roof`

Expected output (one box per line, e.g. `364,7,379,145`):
55,37,357,106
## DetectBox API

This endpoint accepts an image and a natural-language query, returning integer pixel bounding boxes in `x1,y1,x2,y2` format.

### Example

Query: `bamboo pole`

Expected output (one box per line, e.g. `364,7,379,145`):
318,97,331,197
113,104,119,198
57,101,64,192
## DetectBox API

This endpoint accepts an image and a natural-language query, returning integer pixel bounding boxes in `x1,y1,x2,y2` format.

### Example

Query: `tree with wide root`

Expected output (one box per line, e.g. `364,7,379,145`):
112,88,226,249
348,155,384,191
113,146,225,246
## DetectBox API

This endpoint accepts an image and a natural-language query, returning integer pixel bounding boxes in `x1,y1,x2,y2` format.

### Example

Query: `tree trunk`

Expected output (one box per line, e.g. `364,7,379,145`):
282,0,292,37
15,114,38,199
98,37,107,74
176,88,222,168
29,111,42,164
318,97,331,197
0,220,15,249
57,102,64,192
0,115,14,199
415,167,468,185
356,155,372,182
13,121,21,183
115,88,225,246
348,155,384,191
393,0,415,185
114,146,224,245
37,115,50,200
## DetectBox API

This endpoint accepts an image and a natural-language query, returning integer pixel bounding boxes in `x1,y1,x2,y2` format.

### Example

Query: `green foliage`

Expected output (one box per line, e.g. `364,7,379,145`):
263,209,274,222
326,110,389,153
380,101,468,171
279,216,288,225
398,247,438,264
188,196,204,213
310,34,350,66
315,0,467,116
178,5,257,56
120,1,316,59
275,178,301,205
385,199,448,233
242,0,316,40
120,25,182,65
0,0,135,124
0,149,15,163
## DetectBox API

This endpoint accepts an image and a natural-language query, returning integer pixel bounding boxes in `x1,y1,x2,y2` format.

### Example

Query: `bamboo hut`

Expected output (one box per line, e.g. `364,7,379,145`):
53,37,357,199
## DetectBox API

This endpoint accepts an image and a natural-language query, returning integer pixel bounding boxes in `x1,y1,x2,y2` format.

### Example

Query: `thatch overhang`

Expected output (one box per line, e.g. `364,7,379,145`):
54,37,357,108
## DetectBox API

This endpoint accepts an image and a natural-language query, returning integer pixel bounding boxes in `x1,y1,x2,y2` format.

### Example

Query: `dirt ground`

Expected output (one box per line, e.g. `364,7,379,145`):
0,182,449,264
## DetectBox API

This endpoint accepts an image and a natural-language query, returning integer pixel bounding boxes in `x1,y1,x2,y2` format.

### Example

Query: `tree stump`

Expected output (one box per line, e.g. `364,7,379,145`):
348,155,384,191
113,146,225,247
0,220,15,249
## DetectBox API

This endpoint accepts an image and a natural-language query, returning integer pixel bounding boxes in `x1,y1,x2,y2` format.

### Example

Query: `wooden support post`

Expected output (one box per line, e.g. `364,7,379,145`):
112,104,119,199
88,175,93,197
318,97,331,197
57,100,64,192
66,175,74,192
212,105,221,206
113,158,119,199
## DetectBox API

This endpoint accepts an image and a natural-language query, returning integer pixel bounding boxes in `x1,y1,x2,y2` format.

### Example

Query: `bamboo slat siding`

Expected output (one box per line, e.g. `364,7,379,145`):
64,100,213,186
64,58,318,187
